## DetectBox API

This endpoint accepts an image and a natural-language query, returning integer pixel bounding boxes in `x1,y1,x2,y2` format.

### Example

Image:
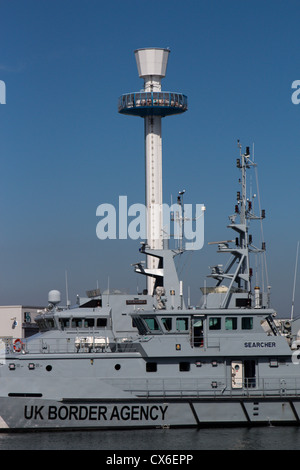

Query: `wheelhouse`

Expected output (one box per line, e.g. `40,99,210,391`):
35,308,111,332
131,309,279,348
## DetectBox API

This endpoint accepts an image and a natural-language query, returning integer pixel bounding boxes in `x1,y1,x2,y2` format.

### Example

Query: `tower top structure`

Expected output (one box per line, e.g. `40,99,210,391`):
118,47,187,117
134,48,170,84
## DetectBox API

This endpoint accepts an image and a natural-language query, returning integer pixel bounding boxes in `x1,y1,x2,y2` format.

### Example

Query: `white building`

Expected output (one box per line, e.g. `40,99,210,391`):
0,305,44,341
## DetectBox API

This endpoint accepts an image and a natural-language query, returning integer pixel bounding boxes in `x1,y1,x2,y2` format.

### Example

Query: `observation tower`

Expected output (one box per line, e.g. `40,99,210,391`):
118,48,187,294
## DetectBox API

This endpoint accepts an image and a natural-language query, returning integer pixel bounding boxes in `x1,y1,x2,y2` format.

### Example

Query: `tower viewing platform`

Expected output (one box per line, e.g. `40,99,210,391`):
118,91,188,117
118,48,187,117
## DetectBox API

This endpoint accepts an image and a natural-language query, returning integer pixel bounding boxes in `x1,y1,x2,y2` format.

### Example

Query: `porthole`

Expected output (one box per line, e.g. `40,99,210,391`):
46,365,52,372
114,364,121,370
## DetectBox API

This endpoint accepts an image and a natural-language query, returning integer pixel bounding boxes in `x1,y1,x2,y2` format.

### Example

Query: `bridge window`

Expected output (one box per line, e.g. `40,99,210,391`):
242,317,253,330
97,318,107,327
60,318,71,329
45,319,55,329
225,317,237,330
176,317,189,331
144,317,161,332
209,317,221,330
132,316,148,335
37,318,56,331
161,317,172,331
72,318,83,328
84,318,95,327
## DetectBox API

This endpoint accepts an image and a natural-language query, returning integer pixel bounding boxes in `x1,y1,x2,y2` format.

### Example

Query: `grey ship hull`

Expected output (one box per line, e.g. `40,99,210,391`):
2,396,300,430
2,330,300,431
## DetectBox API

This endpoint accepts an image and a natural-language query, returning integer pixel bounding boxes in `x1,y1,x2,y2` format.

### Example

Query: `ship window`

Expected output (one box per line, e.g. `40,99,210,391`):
209,317,221,330
60,318,71,329
72,318,83,328
225,317,237,330
84,318,95,327
146,362,157,372
179,362,190,372
36,318,56,331
176,318,189,331
144,317,161,332
46,319,55,329
97,318,107,327
161,317,172,331
242,317,253,330
132,316,148,335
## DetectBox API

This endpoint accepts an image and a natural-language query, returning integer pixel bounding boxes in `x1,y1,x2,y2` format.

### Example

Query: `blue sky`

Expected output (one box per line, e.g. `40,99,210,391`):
0,0,299,316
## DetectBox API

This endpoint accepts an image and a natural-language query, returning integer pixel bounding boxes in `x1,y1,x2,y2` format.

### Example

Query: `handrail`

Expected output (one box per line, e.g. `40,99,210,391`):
5,335,139,355
118,377,300,398
118,91,187,113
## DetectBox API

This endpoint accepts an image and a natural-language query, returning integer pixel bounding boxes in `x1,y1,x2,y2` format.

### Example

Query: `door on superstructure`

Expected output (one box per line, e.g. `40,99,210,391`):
244,359,256,388
231,361,243,388
231,359,256,389
191,316,204,347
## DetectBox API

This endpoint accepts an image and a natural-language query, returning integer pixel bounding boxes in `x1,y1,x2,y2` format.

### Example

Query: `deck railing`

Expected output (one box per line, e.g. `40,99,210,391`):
116,377,300,398
3,335,138,355
118,91,188,114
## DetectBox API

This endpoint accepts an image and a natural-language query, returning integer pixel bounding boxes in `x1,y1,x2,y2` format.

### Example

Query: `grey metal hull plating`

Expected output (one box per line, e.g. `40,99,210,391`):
1,396,300,430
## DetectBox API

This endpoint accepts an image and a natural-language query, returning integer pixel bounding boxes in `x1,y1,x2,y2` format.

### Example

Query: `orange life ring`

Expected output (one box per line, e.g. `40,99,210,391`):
13,338,23,352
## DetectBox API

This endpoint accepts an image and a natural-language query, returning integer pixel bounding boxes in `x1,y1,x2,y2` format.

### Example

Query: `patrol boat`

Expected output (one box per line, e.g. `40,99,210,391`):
1,142,300,431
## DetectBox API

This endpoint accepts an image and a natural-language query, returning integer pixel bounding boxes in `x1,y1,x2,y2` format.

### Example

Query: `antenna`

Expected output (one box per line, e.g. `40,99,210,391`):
291,241,299,321
65,270,70,309
107,276,110,307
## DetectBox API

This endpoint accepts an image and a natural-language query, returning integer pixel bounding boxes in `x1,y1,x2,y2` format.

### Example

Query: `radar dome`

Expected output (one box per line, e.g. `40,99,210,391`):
48,290,61,305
